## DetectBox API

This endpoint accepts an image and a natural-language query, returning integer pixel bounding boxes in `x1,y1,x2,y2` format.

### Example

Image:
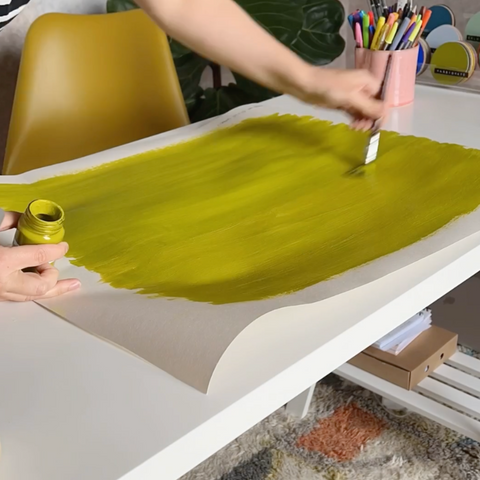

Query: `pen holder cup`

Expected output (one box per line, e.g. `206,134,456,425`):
355,46,419,107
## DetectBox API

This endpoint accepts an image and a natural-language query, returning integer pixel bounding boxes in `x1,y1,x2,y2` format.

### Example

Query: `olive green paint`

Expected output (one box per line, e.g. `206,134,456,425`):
1,114,480,304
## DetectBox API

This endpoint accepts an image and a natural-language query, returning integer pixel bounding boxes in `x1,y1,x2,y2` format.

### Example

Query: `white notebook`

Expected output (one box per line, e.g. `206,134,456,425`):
373,309,432,351
383,323,432,355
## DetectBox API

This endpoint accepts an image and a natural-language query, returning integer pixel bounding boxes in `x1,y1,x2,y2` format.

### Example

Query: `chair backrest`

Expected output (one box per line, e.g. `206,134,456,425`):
3,10,189,175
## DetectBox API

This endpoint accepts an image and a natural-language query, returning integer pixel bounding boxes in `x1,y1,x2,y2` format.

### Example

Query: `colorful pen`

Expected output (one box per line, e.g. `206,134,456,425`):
383,21,398,49
376,23,390,50
402,19,422,49
369,25,375,47
348,14,354,29
363,12,370,48
389,14,411,50
397,21,416,49
371,16,386,50
408,13,417,29
386,12,395,26
349,2,431,51
355,21,363,48
368,11,375,26
374,0,383,23
415,8,431,43
369,0,378,22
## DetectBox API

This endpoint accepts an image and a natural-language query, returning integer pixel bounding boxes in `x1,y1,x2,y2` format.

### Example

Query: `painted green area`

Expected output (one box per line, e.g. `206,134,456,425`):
1,114,480,304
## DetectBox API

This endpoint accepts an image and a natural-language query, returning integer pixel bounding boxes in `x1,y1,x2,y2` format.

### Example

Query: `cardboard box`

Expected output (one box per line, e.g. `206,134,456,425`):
348,325,458,390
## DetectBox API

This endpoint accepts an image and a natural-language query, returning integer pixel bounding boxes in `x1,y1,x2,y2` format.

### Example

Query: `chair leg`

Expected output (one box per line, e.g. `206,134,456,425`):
285,384,316,419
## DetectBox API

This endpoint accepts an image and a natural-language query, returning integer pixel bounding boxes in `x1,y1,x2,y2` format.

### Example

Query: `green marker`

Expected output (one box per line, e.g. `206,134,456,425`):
363,12,370,48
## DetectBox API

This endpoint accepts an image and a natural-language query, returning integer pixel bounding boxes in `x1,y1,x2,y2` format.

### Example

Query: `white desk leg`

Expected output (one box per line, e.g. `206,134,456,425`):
285,384,316,418
381,397,408,413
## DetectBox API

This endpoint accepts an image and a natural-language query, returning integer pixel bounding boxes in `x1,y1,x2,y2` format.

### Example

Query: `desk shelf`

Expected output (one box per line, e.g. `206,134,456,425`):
335,352,480,442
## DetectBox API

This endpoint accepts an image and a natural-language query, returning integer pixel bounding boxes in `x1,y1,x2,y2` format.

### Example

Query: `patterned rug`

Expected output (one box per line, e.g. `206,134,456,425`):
183,347,480,480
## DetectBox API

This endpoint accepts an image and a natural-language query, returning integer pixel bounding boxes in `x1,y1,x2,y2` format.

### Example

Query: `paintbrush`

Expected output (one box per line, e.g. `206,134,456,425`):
363,54,393,165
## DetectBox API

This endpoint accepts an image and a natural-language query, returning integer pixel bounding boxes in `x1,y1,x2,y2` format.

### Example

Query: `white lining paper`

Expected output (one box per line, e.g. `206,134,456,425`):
2,98,480,393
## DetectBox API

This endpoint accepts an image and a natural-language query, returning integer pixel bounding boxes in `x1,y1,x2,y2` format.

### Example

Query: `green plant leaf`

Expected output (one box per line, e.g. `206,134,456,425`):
174,53,210,105
291,0,346,64
184,86,204,116
232,1,346,103
233,74,278,103
237,0,304,45
169,39,192,59
231,0,346,103
105,0,345,120
237,0,345,65
189,85,253,123
106,0,137,13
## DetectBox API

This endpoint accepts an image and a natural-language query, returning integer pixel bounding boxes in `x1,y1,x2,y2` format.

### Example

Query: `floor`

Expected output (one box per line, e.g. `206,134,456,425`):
179,280,480,480
182,365,480,480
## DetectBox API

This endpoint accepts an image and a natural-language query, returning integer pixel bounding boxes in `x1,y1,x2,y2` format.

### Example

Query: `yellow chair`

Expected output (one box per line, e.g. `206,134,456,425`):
3,10,189,175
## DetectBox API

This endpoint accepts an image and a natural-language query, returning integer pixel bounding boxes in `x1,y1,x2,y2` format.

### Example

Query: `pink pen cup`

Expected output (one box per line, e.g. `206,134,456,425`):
355,46,419,107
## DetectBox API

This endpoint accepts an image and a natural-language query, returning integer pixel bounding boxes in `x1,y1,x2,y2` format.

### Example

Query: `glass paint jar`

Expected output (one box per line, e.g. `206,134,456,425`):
13,199,65,247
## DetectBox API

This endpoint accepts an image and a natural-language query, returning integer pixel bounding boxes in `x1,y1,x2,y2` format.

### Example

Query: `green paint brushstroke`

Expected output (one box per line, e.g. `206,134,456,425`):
1,114,480,304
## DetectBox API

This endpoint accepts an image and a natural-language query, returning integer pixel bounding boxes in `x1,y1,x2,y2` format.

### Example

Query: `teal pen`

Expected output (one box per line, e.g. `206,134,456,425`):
362,13,370,48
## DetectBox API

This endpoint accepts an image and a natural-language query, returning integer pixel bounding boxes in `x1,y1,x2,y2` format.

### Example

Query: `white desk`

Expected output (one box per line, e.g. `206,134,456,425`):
2,87,480,480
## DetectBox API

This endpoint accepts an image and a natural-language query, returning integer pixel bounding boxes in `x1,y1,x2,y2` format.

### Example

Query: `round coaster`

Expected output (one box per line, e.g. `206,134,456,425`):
416,38,431,76
465,12,480,51
423,5,455,37
425,24,462,52
461,41,478,71
431,42,473,85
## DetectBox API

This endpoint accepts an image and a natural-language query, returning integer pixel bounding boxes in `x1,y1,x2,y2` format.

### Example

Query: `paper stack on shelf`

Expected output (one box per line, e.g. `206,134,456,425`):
372,309,432,355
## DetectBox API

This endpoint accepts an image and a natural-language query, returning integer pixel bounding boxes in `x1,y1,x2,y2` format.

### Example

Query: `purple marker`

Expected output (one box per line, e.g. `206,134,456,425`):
398,21,416,49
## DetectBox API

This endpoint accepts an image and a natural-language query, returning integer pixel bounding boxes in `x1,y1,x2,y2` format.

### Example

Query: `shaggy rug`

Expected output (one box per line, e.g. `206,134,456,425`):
182,347,480,480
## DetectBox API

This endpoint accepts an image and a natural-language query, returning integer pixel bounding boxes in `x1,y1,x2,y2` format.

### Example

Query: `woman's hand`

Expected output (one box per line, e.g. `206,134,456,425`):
0,211,81,302
295,68,385,129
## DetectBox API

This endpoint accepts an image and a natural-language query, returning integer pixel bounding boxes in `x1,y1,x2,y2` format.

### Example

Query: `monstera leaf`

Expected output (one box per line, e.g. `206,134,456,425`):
107,0,345,120
106,0,137,12
189,85,254,123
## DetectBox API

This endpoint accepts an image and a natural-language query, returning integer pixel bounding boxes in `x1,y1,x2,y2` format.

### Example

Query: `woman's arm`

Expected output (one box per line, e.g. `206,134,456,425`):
136,0,385,122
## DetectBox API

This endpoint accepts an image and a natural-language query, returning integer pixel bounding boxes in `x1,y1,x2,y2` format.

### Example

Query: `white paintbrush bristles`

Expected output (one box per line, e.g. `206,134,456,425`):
364,131,380,164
